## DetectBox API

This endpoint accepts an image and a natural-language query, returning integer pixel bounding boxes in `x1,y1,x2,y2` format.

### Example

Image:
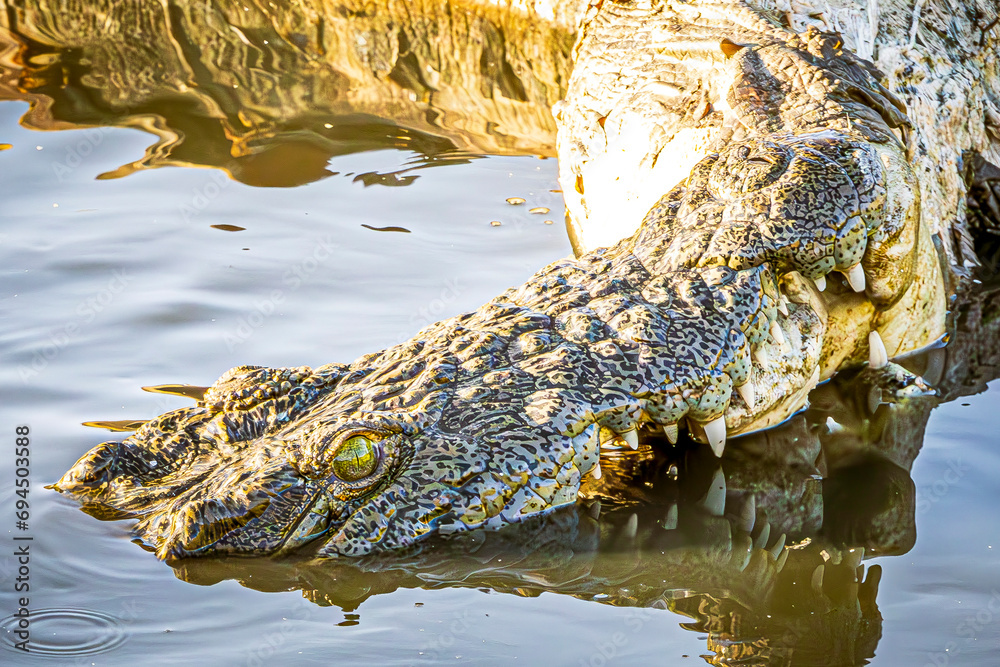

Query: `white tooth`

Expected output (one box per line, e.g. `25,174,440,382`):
662,423,679,444
825,416,845,434
814,275,827,291
775,547,789,572
705,416,727,457
769,320,786,349
844,263,866,292
623,513,638,540
701,468,726,517
754,521,770,550
738,495,756,533
769,533,786,560
623,429,639,450
753,344,770,366
777,296,789,317
811,564,825,593
736,382,755,410
592,461,602,480
868,330,888,369
662,503,678,530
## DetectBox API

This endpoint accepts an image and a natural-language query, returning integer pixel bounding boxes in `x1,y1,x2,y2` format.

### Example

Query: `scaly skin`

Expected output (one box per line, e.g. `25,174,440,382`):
54,26,937,559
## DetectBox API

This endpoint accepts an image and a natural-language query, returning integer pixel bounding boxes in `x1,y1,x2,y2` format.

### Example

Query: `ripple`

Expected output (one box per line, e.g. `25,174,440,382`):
1,608,127,657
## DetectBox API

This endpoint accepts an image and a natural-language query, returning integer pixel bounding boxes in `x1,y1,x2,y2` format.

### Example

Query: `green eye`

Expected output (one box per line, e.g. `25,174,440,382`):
332,435,379,482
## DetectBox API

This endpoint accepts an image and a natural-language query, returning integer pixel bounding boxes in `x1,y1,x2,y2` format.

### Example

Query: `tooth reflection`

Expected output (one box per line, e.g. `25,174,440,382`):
700,468,726,517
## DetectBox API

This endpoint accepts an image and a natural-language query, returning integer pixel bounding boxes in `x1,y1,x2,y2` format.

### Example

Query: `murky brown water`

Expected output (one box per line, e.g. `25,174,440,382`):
1,2,1000,665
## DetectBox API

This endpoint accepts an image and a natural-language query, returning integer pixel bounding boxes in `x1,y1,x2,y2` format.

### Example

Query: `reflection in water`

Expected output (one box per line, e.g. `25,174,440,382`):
169,280,1000,665
0,0,573,186
4,1,1000,663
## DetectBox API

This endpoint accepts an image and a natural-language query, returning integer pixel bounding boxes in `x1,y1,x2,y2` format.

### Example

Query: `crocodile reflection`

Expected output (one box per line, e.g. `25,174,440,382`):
0,0,572,186
166,278,997,664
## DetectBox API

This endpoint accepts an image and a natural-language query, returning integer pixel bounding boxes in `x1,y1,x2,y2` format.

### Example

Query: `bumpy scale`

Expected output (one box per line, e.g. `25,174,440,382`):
53,24,923,558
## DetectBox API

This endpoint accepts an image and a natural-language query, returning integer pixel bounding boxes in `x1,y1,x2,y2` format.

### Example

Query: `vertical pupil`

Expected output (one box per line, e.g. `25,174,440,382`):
333,435,378,481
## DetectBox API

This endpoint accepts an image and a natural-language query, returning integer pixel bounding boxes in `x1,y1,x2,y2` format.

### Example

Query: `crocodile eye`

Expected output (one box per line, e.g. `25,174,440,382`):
332,435,380,482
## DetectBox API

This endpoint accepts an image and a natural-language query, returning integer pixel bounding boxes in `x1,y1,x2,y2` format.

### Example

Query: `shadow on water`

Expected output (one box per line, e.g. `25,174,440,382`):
0,0,573,187
166,277,1000,665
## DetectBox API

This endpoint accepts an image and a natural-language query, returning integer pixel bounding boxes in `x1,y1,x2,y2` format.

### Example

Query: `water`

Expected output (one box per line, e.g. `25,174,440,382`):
1,2,999,665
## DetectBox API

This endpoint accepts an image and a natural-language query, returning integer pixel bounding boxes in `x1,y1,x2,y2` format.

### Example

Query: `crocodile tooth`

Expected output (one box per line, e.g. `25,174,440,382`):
735,534,753,571
812,564,825,593
814,447,829,477
662,423,679,444
777,296,789,317
769,320,786,348
868,386,883,413
868,330,888,369
776,547,789,572
769,533,786,559
825,416,845,434
588,500,601,520
701,468,726,517
753,521,770,550
663,503,678,530
844,263,866,292
923,347,946,386
622,429,639,450
738,494,756,533
814,274,827,291
704,416,726,457
736,382,755,410
623,513,638,541
753,344,770,367
592,461,602,480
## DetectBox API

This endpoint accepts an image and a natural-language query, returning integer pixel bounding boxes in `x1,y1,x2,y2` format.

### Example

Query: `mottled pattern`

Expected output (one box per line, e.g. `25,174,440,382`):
54,18,924,558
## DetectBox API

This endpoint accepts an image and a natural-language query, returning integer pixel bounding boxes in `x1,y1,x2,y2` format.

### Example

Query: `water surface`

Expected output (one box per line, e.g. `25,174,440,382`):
1,2,999,665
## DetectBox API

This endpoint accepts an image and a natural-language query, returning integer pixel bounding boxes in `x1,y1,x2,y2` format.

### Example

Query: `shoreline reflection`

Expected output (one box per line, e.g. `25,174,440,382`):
0,0,572,186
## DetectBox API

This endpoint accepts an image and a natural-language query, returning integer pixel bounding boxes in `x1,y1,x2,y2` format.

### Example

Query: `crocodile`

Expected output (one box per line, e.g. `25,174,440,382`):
137,277,1000,663
52,0,996,560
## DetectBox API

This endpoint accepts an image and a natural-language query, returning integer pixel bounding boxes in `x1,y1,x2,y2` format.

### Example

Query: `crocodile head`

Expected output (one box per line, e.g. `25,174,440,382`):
54,135,935,559
53,341,604,559
53,37,946,559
